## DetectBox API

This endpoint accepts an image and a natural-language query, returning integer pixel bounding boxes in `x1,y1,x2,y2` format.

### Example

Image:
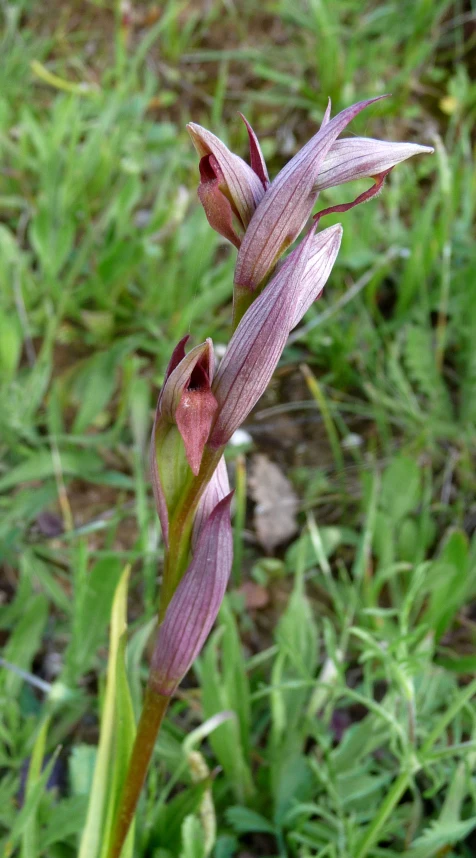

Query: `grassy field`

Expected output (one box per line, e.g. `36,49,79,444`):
1,1,476,856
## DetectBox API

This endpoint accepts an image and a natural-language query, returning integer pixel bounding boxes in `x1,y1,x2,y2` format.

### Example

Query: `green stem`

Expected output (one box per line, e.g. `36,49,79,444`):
107,686,169,858
232,286,255,331
354,771,410,858
159,445,223,621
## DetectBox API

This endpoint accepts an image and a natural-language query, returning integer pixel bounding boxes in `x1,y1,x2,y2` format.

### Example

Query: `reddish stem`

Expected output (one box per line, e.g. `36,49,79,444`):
107,686,169,858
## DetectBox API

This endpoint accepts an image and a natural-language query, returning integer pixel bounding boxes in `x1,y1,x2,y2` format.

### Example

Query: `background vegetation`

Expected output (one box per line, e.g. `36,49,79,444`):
0,0,475,855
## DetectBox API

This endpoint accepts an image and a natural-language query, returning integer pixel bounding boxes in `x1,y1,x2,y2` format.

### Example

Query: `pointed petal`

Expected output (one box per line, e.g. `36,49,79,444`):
163,336,189,384
150,494,233,697
320,99,332,129
161,339,215,422
210,225,340,447
197,155,242,248
234,95,387,291
315,137,434,191
192,456,230,548
160,338,217,474
239,113,270,189
187,123,266,228
175,387,218,475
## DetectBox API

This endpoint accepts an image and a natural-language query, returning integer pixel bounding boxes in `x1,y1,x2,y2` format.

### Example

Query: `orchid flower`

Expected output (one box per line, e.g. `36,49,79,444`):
187,119,268,247
150,336,217,545
189,99,433,295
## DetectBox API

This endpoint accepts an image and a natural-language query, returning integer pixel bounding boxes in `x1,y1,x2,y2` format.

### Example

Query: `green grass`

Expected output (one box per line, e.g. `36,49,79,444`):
1,0,476,855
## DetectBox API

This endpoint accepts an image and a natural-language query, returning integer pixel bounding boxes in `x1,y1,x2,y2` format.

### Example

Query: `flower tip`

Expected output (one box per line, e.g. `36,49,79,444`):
186,122,209,156
331,223,344,246
312,222,343,260
186,121,201,136
320,98,332,128
215,489,234,519
238,111,270,188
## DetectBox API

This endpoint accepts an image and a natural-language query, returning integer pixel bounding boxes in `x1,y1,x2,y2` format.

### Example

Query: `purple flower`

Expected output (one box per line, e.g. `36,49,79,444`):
187,120,267,247
234,96,387,291
150,337,217,545
189,99,433,293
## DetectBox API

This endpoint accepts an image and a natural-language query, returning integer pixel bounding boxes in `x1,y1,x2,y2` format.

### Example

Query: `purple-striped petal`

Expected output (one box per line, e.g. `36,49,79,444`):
234,96,386,291
209,224,341,447
315,137,434,191
150,494,233,697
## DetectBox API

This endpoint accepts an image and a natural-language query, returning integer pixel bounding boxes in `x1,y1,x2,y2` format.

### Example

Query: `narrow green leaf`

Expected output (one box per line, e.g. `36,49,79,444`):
21,715,51,858
78,567,135,858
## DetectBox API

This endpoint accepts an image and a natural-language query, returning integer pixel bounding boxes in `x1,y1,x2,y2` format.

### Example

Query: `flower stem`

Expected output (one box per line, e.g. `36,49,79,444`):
107,686,169,858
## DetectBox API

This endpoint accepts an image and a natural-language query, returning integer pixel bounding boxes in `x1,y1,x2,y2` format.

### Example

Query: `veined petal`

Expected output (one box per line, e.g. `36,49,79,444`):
234,96,387,291
187,123,266,229
192,455,230,549
150,494,233,697
210,225,340,447
315,137,434,191
160,336,189,397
